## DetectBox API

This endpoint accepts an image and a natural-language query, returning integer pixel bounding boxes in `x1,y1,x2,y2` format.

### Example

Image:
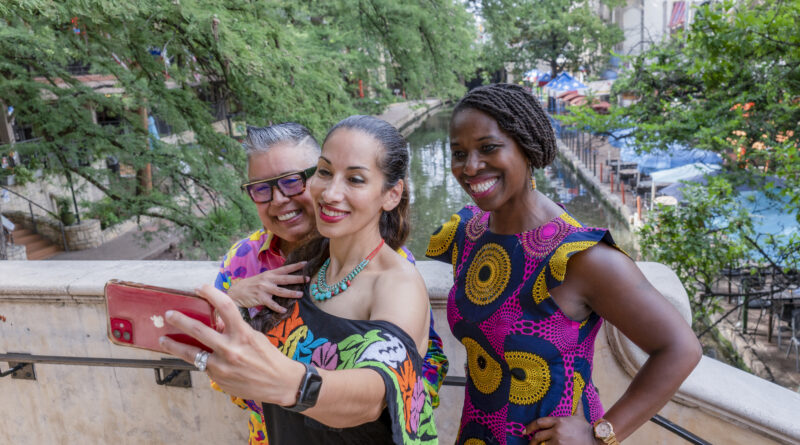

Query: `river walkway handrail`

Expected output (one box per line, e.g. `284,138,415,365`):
0,351,711,445
0,184,68,251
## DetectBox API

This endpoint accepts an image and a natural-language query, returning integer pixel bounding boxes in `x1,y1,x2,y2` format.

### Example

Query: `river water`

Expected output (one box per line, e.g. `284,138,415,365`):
405,109,636,258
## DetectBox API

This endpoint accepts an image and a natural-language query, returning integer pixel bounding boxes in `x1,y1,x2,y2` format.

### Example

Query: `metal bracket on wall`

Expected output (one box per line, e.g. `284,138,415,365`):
6,362,36,380
154,358,192,388
0,353,36,380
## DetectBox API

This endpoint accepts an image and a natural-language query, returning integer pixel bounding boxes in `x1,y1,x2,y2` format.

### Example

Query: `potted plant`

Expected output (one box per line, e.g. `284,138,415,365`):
0,168,14,186
56,197,76,226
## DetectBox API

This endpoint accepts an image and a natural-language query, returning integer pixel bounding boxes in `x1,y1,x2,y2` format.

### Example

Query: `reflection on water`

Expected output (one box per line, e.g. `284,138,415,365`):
406,109,636,258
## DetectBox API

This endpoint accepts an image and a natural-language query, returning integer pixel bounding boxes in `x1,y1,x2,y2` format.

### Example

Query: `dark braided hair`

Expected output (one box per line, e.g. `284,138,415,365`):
453,83,557,169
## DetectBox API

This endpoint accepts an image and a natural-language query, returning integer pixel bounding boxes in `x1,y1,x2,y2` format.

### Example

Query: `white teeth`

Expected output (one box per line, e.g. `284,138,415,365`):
277,210,299,221
469,178,498,194
321,207,348,217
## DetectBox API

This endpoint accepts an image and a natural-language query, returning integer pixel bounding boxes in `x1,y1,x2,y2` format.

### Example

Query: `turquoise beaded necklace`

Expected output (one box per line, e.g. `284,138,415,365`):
310,239,385,301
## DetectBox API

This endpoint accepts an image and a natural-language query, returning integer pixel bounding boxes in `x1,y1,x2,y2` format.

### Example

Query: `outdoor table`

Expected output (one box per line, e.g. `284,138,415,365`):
635,180,669,195
618,168,639,182
606,160,638,173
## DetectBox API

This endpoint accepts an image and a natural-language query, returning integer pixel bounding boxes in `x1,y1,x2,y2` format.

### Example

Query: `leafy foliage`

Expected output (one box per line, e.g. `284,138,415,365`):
570,0,800,318
475,0,624,76
0,0,478,257
638,178,753,319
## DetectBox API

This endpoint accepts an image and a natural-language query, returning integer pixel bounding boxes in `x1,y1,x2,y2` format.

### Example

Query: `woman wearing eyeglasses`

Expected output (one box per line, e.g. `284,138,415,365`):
161,122,444,444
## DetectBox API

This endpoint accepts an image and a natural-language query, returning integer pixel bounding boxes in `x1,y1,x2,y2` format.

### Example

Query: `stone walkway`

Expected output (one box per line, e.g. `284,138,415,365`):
377,99,443,136
48,224,180,261
556,130,647,232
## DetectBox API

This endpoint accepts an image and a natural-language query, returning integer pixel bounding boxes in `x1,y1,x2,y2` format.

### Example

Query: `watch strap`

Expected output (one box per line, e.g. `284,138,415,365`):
593,418,620,445
283,362,322,413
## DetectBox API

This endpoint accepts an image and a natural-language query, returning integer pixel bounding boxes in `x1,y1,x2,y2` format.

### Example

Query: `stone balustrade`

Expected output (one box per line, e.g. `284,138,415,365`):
1,260,799,444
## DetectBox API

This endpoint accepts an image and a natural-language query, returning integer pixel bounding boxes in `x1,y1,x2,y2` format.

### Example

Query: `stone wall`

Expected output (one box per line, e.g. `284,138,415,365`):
0,165,107,215
5,243,26,260
2,260,799,444
6,209,155,252
63,218,102,250
6,211,105,251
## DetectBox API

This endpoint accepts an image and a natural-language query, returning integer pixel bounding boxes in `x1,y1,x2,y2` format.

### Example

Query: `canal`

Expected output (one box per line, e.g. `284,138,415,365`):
405,109,636,258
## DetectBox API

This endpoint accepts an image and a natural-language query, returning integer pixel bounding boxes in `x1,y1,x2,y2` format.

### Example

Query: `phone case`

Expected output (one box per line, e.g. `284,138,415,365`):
104,279,217,353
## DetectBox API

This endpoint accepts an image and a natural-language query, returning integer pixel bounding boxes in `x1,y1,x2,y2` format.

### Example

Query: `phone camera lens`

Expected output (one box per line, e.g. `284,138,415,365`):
122,332,131,341
113,330,121,338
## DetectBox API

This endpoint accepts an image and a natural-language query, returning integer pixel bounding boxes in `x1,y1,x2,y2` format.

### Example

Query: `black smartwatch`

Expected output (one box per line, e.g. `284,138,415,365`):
283,362,323,412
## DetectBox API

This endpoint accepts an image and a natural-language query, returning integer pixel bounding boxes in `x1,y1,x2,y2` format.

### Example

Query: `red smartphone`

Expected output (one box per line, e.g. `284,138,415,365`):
104,279,217,353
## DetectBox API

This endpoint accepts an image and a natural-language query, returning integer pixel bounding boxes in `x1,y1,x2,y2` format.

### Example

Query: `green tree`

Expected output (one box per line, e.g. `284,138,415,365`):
637,178,755,321
0,0,477,257
569,0,800,320
476,0,624,76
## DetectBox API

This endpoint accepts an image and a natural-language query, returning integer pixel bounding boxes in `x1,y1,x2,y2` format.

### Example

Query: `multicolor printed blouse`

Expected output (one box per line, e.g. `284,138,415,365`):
260,296,437,444
214,229,447,444
427,205,619,445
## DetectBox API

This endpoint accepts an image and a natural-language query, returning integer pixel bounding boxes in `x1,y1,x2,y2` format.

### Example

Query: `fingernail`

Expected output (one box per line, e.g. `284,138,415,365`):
278,306,287,313
165,310,175,318
159,336,166,345
305,276,310,282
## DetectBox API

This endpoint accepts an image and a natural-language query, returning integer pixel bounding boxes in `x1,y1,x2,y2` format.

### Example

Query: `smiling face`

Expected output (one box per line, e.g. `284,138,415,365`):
449,108,533,213
309,128,400,240
247,142,318,245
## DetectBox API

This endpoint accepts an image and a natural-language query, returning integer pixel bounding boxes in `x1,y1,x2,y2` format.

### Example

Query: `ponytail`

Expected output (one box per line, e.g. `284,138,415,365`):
380,183,410,250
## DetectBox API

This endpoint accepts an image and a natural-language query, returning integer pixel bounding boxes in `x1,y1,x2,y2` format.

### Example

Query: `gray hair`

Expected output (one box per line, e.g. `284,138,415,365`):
243,123,321,161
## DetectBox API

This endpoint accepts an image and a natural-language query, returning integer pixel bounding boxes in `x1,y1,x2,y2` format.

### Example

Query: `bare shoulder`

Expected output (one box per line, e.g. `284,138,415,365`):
567,240,638,284
368,250,429,348
372,254,428,307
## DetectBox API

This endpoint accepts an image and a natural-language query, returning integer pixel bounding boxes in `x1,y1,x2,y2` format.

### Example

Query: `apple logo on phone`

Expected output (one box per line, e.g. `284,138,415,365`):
150,314,165,328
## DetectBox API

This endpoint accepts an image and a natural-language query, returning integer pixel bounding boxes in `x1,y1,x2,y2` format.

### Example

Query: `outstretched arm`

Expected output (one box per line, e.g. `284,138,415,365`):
528,243,702,444
160,284,391,429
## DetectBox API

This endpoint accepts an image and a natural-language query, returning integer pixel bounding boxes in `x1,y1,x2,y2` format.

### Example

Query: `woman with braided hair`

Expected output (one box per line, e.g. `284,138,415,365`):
426,83,700,445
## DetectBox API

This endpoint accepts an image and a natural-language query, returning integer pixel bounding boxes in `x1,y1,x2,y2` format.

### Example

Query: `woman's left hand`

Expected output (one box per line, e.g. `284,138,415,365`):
525,415,598,445
158,284,304,407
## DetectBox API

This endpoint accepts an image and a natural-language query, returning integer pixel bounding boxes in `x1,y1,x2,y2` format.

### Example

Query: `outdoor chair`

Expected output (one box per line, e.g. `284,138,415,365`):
776,306,793,349
784,308,800,372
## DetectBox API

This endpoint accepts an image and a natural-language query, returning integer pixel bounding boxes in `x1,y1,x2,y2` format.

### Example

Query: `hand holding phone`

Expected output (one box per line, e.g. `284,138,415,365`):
104,280,217,354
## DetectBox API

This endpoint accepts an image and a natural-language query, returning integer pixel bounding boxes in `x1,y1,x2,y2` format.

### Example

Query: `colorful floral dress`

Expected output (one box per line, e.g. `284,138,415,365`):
214,229,447,444
426,205,620,445
259,296,437,444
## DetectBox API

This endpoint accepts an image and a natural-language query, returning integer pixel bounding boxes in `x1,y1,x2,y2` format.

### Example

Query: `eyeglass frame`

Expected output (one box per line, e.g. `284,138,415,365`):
240,166,317,203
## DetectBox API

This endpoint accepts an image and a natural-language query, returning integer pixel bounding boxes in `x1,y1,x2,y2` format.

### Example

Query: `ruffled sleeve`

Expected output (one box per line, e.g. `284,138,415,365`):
336,327,438,444
425,206,473,271
540,220,626,294
421,310,448,408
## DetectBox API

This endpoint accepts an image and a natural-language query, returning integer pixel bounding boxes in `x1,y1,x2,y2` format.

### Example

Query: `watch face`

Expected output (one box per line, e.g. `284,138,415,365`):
595,421,613,438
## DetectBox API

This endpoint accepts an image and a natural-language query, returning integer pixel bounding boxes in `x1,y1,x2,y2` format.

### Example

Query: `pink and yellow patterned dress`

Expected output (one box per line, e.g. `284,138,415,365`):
427,205,622,445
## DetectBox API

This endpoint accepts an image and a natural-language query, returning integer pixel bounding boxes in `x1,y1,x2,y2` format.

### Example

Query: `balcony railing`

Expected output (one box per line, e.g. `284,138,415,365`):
0,352,711,445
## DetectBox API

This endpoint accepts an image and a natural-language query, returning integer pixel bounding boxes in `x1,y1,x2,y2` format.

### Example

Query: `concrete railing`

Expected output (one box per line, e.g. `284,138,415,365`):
2,260,799,444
